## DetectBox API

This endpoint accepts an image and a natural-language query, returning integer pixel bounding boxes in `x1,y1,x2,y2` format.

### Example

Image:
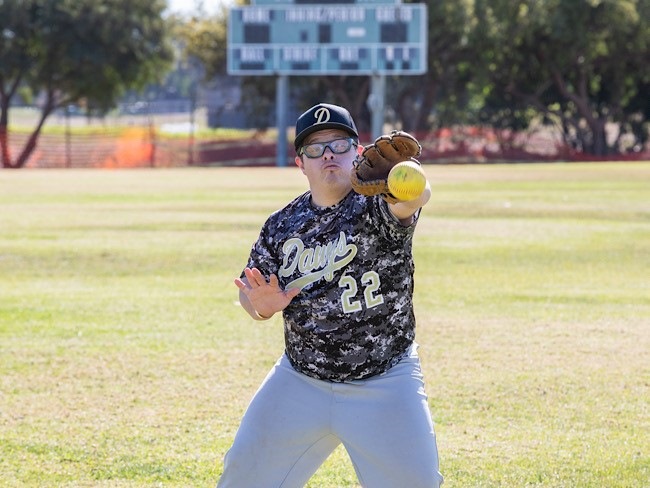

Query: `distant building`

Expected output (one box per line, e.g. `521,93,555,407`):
202,76,247,129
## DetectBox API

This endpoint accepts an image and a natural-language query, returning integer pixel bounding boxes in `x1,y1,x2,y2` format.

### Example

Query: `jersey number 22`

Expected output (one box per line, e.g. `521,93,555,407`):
339,271,384,313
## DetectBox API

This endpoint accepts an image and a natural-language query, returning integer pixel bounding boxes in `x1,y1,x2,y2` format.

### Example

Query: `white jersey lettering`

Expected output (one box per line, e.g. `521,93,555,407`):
280,231,357,290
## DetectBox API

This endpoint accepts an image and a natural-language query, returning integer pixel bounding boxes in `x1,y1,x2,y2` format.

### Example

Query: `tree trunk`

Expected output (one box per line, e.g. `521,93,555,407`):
1,75,26,168
1,93,14,168
550,69,609,156
415,77,437,132
13,95,56,169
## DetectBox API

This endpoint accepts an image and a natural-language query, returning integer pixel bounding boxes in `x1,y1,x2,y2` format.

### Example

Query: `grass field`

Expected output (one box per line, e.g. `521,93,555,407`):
0,163,648,487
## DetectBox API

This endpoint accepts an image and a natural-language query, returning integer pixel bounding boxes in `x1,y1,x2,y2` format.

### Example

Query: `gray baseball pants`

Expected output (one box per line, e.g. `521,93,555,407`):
217,343,443,487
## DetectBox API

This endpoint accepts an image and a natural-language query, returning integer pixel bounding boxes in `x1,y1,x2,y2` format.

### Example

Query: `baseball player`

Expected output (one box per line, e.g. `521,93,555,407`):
217,103,443,487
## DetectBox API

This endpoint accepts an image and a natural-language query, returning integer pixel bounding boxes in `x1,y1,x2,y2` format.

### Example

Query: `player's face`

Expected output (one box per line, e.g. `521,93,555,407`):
295,129,361,199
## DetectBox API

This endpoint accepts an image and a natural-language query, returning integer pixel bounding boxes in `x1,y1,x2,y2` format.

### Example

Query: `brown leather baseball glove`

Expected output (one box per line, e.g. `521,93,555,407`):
350,130,422,204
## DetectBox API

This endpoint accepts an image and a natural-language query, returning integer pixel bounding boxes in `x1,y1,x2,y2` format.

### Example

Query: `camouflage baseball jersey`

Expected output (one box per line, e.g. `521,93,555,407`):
242,190,420,382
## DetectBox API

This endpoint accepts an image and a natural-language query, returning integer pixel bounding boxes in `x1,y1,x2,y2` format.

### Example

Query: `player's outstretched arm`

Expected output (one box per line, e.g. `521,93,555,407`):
389,180,431,224
234,267,300,321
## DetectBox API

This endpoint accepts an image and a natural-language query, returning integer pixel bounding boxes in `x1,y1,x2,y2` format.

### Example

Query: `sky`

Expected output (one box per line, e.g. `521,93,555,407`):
166,0,232,15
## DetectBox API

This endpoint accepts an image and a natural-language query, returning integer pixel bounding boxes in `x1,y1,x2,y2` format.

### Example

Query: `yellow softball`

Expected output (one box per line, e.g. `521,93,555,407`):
387,161,427,201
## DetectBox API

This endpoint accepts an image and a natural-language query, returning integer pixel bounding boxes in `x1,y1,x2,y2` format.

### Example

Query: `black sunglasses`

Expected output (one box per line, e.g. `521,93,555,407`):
299,138,356,158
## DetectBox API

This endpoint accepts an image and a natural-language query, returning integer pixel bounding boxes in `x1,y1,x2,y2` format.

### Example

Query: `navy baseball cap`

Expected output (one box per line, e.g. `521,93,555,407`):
294,103,359,150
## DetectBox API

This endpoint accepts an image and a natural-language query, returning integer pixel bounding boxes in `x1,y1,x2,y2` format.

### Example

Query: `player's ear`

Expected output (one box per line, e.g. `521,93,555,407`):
356,143,364,155
295,156,305,173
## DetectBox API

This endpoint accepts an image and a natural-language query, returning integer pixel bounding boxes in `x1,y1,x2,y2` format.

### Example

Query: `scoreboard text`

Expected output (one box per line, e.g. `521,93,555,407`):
227,4,427,75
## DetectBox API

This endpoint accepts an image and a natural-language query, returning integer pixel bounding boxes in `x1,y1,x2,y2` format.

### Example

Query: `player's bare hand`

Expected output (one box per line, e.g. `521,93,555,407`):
234,267,300,319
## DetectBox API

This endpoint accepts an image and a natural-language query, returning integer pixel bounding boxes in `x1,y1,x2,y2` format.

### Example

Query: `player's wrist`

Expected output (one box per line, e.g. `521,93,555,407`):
254,310,273,320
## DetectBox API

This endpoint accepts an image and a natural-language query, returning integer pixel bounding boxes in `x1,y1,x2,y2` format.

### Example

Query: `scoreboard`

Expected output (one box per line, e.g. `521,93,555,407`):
227,3,427,75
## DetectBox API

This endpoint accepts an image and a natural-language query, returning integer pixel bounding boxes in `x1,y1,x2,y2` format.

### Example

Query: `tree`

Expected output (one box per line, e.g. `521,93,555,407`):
0,0,173,168
471,0,649,156
175,6,281,129
179,0,475,134
173,8,228,81
387,0,475,132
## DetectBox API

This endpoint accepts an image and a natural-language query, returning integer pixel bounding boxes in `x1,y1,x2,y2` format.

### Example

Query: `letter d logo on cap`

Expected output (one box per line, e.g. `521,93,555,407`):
314,107,331,125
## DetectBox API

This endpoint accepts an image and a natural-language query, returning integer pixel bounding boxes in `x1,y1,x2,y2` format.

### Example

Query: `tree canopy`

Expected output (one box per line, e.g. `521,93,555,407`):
2,0,646,164
181,0,647,156
0,0,173,168
471,0,649,155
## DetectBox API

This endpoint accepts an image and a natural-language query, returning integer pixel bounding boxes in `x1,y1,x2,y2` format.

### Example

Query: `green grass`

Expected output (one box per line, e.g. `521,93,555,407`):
0,163,648,487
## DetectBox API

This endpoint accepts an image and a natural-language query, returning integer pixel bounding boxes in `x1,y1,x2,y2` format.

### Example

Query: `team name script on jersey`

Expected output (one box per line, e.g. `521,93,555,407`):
279,231,357,290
